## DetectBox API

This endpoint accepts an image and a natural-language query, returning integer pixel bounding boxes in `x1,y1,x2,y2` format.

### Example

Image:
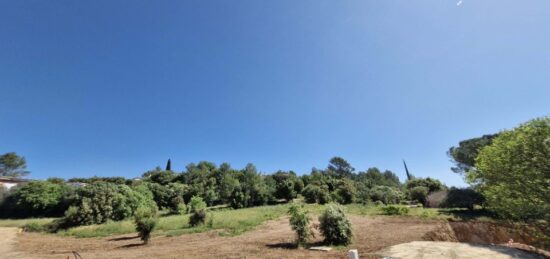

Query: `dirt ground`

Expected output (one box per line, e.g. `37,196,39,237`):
8,216,448,259
0,227,20,259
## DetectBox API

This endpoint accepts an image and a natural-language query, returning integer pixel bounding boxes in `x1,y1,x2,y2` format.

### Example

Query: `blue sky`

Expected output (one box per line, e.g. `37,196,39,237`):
1,1,549,187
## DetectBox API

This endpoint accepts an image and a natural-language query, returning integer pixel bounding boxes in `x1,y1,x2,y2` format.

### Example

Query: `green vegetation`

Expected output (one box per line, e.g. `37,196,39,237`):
381,205,409,216
288,202,313,247
318,204,353,245
0,152,29,178
1,116,547,245
134,206,158,244
188,196,207,226
0,180,73,217
61,182,157,227
0,218,54,228
470,117,550,221
0,203,497,239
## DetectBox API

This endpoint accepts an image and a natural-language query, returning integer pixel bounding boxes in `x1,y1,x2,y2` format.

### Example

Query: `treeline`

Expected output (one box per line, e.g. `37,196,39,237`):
0,156,453,222
2,117,546,233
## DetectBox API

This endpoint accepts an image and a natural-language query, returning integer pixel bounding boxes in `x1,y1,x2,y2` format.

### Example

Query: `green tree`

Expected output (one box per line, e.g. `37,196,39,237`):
470,117,550,220
405,177,444,194
288,202,313,246
327,157,354,178
0,181,73,217
448,134,498,174
369,186,403,205
333,179,356,204
409,186,429,205
268,171,301,202
302,184,331,204
0,152,29,178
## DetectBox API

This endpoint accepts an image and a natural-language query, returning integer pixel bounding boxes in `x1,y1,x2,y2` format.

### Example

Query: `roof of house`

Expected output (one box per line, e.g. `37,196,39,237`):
0,177,30,183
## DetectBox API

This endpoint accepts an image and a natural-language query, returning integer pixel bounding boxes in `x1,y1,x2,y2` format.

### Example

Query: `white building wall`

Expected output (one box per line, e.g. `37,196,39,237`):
0,182,18,190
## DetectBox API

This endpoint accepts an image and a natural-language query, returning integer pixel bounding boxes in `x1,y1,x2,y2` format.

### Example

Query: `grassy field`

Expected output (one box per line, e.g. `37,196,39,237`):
0,203,492,238
0,218,56,228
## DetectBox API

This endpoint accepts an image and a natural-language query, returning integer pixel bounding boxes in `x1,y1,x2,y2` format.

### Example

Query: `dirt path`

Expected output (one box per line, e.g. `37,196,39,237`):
0,227,23,259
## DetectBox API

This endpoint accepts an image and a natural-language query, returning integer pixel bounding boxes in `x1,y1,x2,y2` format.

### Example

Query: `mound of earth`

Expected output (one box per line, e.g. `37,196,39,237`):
378,241,545,259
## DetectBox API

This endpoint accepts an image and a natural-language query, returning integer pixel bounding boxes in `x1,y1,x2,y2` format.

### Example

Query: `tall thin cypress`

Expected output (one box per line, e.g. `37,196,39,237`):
166,159,171,171
403,160,412,181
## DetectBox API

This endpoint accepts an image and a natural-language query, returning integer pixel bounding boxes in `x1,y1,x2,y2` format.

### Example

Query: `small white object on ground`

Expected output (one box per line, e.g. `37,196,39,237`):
348,249,359,259
309,246,332,251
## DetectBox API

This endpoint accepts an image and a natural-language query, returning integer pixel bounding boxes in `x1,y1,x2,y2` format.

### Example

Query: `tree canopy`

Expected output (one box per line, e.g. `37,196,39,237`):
469,117,550,220
448,134,499,174
0,152,29,178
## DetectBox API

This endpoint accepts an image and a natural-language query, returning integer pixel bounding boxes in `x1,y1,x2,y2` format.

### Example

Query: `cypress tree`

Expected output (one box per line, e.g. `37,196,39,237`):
165,159,171,171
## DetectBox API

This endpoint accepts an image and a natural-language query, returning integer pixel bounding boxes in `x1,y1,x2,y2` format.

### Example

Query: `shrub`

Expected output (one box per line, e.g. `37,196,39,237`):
134,206,158,244
405,177,445,194
409,186,429,205
22,222,46,232
0,181,74,218
207,214,214,228
169,196,186,215
288,202,313,246
318,204,352,245
302,184,330,204
189,210,207,227
188,196,207,227
333,179,356,204
145,182,173,209
440,187,484,210
369,186,403,205
63,183,156,226
374,200,384,206
187,196,206,214
381,205,409,216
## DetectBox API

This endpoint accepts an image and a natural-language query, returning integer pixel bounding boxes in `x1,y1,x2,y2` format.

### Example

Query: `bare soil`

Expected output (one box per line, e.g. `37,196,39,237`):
12,216,447,259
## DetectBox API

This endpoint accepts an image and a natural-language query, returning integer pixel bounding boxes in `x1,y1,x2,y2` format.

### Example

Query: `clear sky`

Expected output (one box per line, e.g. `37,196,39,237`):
1,0,549,186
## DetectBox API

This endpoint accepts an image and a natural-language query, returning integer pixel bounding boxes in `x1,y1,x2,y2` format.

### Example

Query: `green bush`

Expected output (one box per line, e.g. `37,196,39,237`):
189,210,207,227
22,222,46,232
288,202,313,246
0,181,74,218
188,196,207,227
134,206,158,244
381,205,409,216
374,200,384,206
187,196,206,214
63,182,156,226
169,196,186,215
302,184,330,204
332,179,356,204
318,204,352,245
405,177,445,194
409,186,429,205
369,186,402,205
